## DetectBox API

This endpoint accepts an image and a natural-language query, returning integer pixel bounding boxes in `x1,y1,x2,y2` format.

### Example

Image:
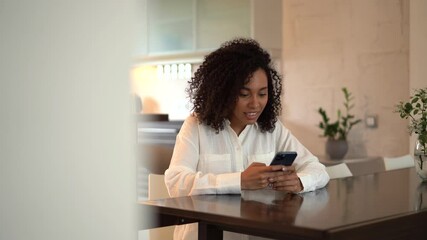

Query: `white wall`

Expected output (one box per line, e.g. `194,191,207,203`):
282,0,410,158
0,1,143,240
409,0,427,153
410,0,427,91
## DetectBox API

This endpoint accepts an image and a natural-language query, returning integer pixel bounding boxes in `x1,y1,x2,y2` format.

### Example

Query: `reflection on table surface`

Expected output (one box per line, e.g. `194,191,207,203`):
241,190,304,225
144,168,427,231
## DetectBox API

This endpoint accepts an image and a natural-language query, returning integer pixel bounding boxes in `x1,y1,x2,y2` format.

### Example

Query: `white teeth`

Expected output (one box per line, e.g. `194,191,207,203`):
246,112,257,116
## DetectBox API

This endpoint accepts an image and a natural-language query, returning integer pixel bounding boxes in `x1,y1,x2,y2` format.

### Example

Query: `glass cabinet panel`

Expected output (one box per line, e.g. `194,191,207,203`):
148,0,194,54
196,0,250,50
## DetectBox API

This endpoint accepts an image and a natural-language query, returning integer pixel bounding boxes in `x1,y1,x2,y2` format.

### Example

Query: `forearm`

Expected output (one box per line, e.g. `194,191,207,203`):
296,162,329,192
165,166,241,197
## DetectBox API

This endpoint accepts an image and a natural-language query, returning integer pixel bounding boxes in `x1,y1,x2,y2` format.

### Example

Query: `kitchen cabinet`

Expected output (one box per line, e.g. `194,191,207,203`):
140,0,282,63
147,0,195,54
136,117,184,200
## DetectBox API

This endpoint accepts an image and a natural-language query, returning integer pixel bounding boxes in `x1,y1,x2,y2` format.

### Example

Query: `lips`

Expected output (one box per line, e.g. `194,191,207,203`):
245,112,258,120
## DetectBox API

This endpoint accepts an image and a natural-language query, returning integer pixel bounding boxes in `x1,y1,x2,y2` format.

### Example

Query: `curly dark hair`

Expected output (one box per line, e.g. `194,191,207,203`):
187,38,282,133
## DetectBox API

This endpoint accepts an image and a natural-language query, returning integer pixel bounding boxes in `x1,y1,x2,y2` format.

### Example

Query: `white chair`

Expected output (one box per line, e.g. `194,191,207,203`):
383,154,414,171
345,156,385,176
139,174,174,240
326,163,353,179
148,173,170,200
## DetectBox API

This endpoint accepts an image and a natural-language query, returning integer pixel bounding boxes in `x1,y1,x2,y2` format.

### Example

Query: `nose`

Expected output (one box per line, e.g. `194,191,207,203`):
248,95,260,108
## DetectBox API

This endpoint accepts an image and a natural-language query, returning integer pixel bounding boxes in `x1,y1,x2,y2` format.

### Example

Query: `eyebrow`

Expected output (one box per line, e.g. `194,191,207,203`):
241,87,268,91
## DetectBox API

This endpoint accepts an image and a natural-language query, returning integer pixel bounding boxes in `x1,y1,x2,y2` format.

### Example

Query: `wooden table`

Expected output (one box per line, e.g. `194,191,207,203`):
140,168,427,239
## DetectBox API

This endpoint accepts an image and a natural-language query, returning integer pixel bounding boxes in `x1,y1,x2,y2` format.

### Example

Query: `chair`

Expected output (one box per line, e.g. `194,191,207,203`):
345,156,385,176
139,174,174,240
383,154,414,171
148,173,170,200
325,163,353,179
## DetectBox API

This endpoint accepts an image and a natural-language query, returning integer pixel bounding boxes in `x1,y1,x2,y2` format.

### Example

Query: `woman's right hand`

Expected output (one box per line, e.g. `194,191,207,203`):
241,162,284,190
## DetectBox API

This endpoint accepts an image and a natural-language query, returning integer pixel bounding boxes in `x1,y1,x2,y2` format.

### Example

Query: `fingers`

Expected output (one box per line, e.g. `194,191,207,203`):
273,180,303,193
242,163,299,191
281,165,295,172
241,163,274,190
271,172,303,193
264,166,294,179
248,163,295,173
249,162,267,167
250,175,271,189
269,165,284,171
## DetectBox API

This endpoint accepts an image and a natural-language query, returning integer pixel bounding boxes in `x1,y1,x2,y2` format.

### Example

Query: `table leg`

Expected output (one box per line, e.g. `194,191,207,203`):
198,221,223,240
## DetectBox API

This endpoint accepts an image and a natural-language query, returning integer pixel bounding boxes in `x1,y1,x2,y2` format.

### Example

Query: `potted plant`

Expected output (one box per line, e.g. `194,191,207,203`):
395,87,427,181
318,87,362,160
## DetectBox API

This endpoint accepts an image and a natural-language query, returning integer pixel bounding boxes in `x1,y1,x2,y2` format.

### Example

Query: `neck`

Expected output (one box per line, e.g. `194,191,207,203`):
230,123,246,136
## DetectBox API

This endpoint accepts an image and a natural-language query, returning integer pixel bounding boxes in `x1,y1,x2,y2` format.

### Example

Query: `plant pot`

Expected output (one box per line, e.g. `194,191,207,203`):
414,140,427,182
326,139,348,160
415,182,427,210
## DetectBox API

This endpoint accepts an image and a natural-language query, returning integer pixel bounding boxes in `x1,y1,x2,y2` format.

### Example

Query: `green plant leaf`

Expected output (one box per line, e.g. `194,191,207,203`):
395,87,427,153
404,102,413,113
317,87,361,140
411,97,419,104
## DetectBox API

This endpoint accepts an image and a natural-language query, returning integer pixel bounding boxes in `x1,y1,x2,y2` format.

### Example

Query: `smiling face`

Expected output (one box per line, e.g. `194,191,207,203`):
229,68,269,135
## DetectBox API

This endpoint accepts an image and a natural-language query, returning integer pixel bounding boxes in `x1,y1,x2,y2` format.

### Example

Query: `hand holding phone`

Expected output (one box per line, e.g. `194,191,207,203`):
270,151,297,166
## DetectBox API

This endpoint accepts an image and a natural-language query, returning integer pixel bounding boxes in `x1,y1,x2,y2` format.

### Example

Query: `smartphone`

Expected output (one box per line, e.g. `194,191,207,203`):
270,151,297,166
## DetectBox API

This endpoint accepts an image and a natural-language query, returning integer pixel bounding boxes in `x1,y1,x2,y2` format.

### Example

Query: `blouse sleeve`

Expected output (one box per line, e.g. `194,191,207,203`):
164,116,241,197
275,121,330,192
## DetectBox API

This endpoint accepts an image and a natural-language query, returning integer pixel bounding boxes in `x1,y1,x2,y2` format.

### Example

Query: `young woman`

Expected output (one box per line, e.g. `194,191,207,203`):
164,38,329,239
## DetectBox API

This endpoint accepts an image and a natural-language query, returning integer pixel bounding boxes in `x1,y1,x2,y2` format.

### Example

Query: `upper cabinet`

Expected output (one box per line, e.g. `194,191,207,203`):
196,0,251,52
138,0,282,63
147,0,195,54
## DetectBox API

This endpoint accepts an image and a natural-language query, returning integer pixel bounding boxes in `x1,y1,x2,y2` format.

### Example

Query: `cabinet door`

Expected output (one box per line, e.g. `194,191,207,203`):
196,0,250,51
147,0,194,54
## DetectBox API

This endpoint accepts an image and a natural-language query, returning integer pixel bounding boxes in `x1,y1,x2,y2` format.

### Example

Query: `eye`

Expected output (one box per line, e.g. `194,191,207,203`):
239,92,250,97
259,92,267,97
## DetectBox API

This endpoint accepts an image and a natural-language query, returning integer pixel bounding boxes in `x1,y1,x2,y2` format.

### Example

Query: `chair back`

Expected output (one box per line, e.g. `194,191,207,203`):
145,174,174,240
326,163,353,179
383,154,414,171
148,174,170,200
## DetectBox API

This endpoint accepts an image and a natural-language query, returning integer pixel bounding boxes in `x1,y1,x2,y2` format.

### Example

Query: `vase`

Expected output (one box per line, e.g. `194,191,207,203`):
414,140,427,182
415,182,427,211
326,139,348,160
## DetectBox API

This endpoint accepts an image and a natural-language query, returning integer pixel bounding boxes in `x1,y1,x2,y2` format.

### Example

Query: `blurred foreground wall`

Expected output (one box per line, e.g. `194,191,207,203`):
0,1,144,240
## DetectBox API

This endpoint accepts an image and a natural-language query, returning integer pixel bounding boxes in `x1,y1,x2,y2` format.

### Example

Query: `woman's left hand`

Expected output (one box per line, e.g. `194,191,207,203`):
271,166,303,193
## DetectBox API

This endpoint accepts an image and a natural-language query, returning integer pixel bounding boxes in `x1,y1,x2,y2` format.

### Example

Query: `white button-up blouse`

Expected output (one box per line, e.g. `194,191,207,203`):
165,115,329,197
